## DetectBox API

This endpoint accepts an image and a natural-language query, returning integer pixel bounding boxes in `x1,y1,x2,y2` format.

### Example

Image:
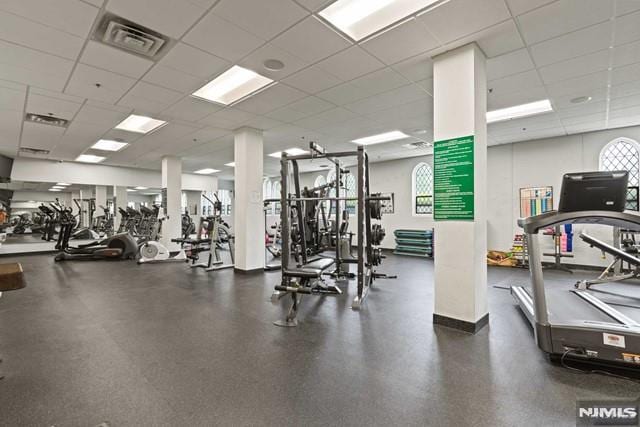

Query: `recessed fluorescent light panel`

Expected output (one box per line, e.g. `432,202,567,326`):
268,148,309,158
56,183,70,186
76,154,105,163
48,188,61,192
351,130,410,145
194,168,220,175
486,100,553,124
135,186,148,190
319,0,442,41
126,189,137,192
192,65,274,106
91,139,129,151
225,162,235,167
115,114,167,134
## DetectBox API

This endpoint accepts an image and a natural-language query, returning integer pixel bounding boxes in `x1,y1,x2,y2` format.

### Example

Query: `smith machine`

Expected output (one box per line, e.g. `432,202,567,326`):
272,141,395,326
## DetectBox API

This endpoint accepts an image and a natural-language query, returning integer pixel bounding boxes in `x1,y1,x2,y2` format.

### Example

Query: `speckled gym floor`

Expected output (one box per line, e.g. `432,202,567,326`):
0,253,638,426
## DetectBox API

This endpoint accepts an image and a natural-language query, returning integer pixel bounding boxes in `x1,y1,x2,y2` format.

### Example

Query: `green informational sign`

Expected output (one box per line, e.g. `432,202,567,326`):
434,135,474,221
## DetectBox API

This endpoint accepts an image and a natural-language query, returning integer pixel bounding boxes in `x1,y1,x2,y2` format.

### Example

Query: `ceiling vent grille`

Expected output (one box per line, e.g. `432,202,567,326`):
25,113,69,128
93,12,171,60
403,141,432,150
19,147,50,155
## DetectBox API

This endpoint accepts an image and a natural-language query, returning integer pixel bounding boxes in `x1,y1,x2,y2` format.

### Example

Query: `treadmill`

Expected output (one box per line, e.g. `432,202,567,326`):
511,171,640,374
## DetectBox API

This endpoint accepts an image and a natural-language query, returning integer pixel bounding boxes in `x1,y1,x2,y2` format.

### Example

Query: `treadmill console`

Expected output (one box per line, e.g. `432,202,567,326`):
558,171,628,213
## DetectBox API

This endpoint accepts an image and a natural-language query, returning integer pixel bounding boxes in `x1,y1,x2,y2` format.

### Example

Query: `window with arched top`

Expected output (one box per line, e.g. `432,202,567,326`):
314,175,330,214
263,179,272,214
345,173,356,214
412,162,433,215
600,138,640,210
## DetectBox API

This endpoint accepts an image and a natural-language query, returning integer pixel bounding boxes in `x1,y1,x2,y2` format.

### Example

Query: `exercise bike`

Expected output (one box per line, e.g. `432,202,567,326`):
137,214,188,264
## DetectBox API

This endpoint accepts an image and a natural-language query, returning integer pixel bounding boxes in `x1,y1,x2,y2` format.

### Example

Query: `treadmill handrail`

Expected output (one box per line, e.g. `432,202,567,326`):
518,210,640,234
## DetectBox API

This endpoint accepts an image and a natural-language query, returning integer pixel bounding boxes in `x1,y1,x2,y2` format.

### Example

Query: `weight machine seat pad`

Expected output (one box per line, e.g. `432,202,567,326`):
0,262,26,291
283,258,335,279
580,231,640,266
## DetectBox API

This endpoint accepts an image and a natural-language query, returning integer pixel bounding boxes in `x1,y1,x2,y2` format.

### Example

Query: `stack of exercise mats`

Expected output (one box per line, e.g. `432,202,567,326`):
394,229,433,258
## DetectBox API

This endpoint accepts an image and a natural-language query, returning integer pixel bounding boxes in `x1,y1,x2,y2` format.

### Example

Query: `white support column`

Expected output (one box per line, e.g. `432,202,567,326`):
113,186,128,232
185,190,202,216
95,185,107,211
234,127,264,271
162,156,182,250
432,43,488,333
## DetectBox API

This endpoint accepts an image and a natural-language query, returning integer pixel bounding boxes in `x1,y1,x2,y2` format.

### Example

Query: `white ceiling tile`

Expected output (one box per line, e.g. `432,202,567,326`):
316,82,371,105
545,71,609,97
74,103,130,126
350,68,409,97
27,93,82,120
391,51,433,83
488,85,548,110
266,96,334,123
560,111,606,126
20,122,65,150
611,79,640,99
143,64,205,93
616,1,640,16
552,88,608,109
162,97,222,122
538,49,611,84
0,86,26,111
183,11,266,62
0,110,22,152
0,42,73,91
614,10,640,46
555,101,607,119
213,0,308,40
610,93,640,111
293,0,332,12
418,0,511,45
0,0,99,38
238,43,310,81
271,16,352,63
199,107,257,129
84,0,103,6
517,0,613,45
107,0,208,39
0,79,26,91
293,107,358,130
160,43,230,79
0,10,84,60
65,64,137,103
241,115,284,130
564,121,607,134
281,65,342,94
474,20,525,58
505,0,556,16
316,46,385,82
118,81,182,113
488,69,544,95
613,39,640,68
234,84,307,115
487,49,535,80
361,19,439,65
529,21,612,67
344,84,428,115
612,62,640,86
80,41,154,79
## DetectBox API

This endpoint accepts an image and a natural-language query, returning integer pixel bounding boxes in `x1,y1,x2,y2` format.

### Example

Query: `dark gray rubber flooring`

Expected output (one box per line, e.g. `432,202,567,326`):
0,254,638,426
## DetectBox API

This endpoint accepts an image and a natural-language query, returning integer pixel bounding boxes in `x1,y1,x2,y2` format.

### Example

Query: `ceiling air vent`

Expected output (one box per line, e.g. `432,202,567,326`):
25,113,69,128
19,147,50,155
93,12,171,60
403,141,432,150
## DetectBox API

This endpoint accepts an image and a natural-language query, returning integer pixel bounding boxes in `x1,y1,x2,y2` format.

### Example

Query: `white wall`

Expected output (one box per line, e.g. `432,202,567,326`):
300,126,640,268
11,158,217,191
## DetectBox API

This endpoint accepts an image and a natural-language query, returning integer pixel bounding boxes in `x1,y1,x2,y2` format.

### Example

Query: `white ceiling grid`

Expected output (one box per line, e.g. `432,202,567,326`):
0,0,637,178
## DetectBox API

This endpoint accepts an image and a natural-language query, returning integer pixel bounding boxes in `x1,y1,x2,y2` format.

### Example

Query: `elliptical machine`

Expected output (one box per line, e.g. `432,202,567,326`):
51,200,137,262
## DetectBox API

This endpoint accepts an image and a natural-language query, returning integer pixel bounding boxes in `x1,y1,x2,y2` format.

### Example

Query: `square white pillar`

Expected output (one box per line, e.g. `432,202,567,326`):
234,127,264,271
162,156,182,250
433,43,488,333
95,185,107,211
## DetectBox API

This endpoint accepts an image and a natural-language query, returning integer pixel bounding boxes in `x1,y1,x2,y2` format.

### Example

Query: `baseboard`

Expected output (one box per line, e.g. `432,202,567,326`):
234,267,264,274
433,313,489,334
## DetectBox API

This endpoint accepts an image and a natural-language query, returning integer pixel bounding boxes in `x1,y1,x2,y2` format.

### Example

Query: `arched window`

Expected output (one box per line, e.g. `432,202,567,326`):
272,181,282,215
217,189,232,215
412,162,433,215
600,138,640,210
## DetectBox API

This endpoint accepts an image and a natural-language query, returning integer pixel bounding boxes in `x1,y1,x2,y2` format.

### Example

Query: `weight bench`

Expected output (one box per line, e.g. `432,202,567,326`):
576,231,640,289
0,262,26,380
273,257,339,327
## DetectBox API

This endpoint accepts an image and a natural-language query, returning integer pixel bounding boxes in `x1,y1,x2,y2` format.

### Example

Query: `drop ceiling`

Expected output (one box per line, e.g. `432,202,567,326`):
0,0,638,180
